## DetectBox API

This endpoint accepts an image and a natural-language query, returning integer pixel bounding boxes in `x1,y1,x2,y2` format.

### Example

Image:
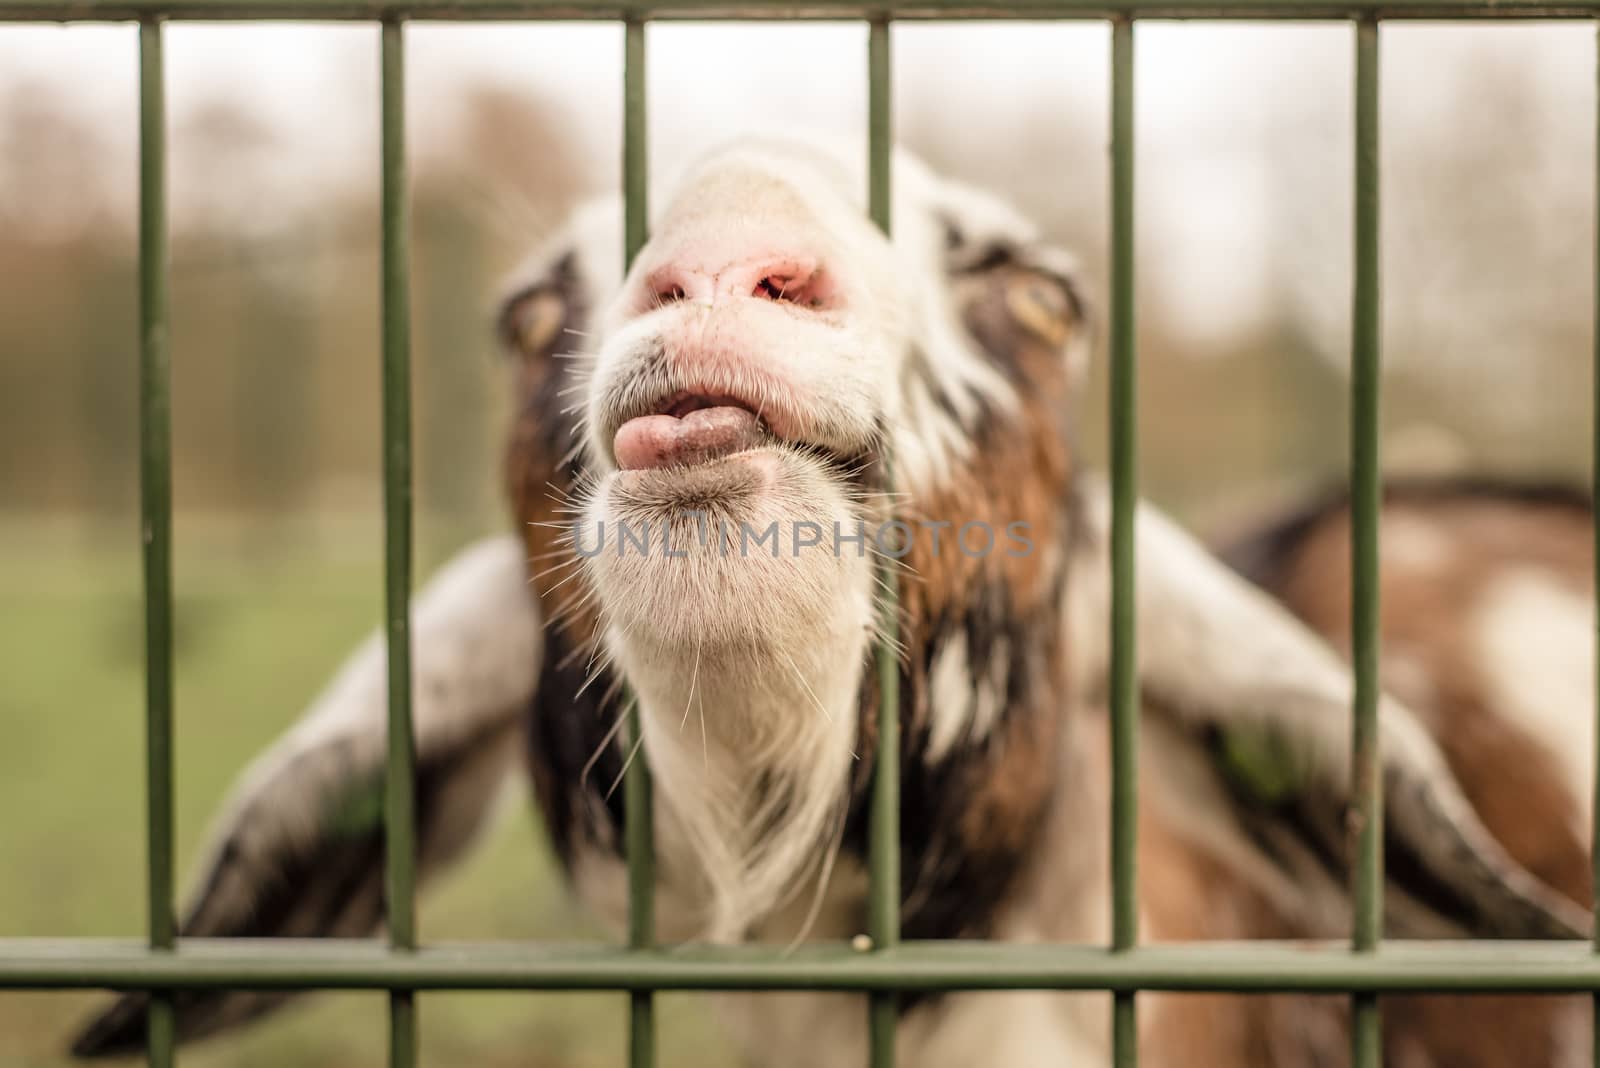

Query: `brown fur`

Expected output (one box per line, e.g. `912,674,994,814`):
902,261,1079,636
1259,489,1592,904
504,293,607,657
924,262,1084,885
1219,486,1594,1066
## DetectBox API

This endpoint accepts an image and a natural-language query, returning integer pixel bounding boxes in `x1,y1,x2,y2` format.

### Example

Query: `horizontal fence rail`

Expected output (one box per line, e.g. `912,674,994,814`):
2,4,1597,1068
7,941,1600,993
8,0,1600,19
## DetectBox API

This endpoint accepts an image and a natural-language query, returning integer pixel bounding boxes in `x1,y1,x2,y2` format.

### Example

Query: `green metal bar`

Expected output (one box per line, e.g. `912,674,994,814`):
1350,16,1383,1068
868,20,892,237
139,10,172,965
622,19,656,1068
146,989,174,1068
1592,21,1599,1068
7,0,1600,20
380,12,416,957
380,18,417,1068
623,20,650,271
8,940,1600,992
138,17,175,1068
388,995,416,1068
1108,16,1138,1068
628,988,653,1068
866,17,898,1068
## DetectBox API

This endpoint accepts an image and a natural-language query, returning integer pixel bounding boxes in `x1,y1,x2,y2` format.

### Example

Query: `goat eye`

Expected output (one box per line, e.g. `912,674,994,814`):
756,277,788,301
1005,275,1075,346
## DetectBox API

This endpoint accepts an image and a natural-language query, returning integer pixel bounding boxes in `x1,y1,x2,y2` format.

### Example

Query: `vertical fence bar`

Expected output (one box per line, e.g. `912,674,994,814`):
866,17,899,1068
379,18,418,1068
1108,17,1139,1068
138,18,176,1068
1591,22,1599,1068
622,19,656,1068
1350,16,1383,1068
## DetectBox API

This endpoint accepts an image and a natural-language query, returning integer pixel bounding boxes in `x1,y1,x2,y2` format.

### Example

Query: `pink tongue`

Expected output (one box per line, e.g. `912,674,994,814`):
614,406,767,471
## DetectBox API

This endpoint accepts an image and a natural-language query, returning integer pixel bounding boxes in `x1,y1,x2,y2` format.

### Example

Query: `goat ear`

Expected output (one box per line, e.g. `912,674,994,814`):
69,536,542,1058
1071,483,1589,942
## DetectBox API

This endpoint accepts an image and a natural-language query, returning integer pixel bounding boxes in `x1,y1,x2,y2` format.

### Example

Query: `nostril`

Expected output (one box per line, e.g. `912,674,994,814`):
642,265,700,311
753,267,830,309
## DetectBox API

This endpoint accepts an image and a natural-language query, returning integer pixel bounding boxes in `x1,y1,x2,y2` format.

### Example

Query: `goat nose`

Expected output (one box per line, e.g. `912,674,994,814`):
642,255,829,311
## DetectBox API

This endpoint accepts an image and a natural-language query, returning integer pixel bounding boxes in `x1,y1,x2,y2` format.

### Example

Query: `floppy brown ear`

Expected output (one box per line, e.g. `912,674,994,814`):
1069,482,1589,943
70,537,542,1058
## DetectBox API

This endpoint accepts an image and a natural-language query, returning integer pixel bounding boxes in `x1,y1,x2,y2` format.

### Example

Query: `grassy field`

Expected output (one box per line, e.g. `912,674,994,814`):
0,517,736,1068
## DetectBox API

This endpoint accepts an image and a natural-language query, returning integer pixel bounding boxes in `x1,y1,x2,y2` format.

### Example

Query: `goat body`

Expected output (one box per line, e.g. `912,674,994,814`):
72,140,1593,1067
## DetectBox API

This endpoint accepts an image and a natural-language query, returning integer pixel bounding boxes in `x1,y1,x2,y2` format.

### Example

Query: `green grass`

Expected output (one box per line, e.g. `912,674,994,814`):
0,517,735,1068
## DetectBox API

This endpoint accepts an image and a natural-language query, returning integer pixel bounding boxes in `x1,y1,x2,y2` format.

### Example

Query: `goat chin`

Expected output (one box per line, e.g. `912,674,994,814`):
576,435,873,940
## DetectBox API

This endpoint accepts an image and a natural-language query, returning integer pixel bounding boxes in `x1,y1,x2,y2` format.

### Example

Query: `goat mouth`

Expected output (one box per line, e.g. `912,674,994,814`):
613,393,774,472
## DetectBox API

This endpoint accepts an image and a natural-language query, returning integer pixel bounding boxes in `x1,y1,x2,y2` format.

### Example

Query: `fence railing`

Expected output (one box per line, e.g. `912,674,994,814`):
0,7,1595,1068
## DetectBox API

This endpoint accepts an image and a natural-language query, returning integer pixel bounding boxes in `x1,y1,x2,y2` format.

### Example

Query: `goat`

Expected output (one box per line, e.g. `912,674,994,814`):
73,139,1592,1066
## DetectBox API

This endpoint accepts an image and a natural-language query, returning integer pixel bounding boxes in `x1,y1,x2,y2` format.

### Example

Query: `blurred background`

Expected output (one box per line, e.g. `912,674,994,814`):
0,18,1593,1066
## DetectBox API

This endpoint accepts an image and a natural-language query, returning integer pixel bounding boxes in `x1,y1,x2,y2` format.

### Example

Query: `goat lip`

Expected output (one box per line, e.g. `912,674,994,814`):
613,404,770,472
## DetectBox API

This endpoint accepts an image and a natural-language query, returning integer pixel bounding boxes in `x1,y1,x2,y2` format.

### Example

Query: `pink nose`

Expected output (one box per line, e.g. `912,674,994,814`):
641,255,832,311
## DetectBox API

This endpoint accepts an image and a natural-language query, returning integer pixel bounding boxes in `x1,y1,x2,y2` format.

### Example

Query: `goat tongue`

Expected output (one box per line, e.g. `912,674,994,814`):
614,406,766,471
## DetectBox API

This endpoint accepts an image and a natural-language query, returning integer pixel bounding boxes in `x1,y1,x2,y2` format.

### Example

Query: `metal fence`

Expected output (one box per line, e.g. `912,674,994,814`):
0,3,1596,1068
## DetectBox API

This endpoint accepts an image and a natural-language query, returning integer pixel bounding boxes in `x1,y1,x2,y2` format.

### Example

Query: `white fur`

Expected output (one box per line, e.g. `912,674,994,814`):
1473,568,1595,841
179,535,541,934
926,629,1009,763
576,450,872,941
925,629,972,761
270,534,539,759
1070,477,1447,797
